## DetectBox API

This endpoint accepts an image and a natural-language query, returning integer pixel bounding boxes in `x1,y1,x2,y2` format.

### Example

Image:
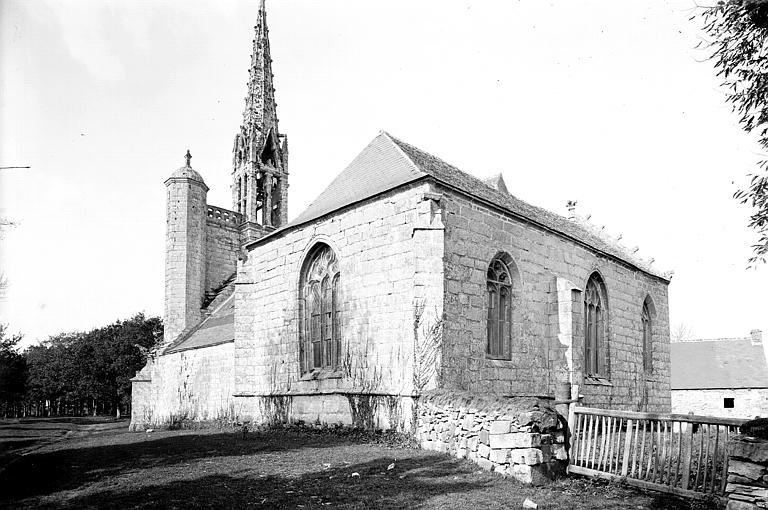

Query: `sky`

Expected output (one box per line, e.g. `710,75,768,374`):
0,0,766,349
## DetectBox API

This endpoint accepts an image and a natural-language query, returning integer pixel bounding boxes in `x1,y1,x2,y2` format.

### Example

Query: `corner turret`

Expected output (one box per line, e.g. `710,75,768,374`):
164,150,208,344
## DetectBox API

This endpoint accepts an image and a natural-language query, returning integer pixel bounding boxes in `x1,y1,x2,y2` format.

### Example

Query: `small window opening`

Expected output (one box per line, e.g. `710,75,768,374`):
724,397,734,409
271,176,281,226
254,173,265,224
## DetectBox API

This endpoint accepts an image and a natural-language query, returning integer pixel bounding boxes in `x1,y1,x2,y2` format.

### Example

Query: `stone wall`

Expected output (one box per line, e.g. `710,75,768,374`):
129,342,235,430
726,435,768,509
205,206,241,295
234,181,443,425
438,187,671,412
416,392,567,484
673,389,768,421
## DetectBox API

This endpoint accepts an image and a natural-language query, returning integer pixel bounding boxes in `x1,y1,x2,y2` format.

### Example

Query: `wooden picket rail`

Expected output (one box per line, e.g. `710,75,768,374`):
568,407,746,500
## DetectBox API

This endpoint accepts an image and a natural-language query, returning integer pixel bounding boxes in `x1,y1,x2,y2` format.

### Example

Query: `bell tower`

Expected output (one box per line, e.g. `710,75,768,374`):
232,0,288,229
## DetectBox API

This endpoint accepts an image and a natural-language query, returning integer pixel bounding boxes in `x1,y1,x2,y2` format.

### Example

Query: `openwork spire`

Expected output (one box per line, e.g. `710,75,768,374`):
242,0,277,133
231,0,288,229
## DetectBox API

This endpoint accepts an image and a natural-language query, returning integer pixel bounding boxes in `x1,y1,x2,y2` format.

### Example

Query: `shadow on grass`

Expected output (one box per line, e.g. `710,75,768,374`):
36,455,485,510
0,439,41,455
0,429,419,503
0,426,721,510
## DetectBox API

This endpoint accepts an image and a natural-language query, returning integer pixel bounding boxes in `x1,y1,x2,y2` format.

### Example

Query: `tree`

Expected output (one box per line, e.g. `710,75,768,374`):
0,324,26,417
701,0,768,264
671,323,695,343
23,313,162,417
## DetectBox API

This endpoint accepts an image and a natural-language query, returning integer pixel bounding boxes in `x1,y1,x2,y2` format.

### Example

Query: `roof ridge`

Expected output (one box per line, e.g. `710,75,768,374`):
379,131,424,179
672,336,752,344
387,134,669,280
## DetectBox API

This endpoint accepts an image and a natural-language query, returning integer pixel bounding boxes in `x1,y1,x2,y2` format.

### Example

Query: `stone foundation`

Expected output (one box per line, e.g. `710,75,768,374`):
415,392,567,484
726,435,768,509
235,393,416,432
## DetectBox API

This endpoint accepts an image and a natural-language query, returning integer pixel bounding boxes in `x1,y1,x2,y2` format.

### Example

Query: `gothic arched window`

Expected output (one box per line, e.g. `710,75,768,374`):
487,257,513,360
642,297,653,373
584,273,608,377
300,244,341,373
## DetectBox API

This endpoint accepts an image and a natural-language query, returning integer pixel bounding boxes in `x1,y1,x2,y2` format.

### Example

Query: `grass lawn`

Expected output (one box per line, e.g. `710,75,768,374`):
0,419,720,509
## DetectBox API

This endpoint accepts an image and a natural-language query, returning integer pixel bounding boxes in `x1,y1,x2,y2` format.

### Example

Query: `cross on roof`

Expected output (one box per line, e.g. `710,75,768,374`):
185,150,192,167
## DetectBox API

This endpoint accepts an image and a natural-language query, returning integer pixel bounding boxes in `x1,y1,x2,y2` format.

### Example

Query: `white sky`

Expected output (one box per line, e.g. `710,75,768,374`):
1,0,766,349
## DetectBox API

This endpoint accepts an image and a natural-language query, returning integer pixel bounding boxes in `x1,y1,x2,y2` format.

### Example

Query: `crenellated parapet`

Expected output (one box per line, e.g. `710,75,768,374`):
206,205,243,228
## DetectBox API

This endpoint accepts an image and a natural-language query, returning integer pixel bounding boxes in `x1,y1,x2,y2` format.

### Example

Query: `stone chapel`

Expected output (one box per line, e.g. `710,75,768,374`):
130,2,673,431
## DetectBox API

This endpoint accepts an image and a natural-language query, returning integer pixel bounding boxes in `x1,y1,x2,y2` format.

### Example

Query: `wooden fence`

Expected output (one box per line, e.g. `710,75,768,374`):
568,407,746,500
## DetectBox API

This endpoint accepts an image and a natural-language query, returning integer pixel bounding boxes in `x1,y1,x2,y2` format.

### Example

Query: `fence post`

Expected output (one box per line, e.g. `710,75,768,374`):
621,418,633,476
682,422,693,490
567,385,579,472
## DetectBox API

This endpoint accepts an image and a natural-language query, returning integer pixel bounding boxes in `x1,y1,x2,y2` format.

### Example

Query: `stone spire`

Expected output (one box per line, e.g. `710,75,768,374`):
232,0,289,229
242,0,277,138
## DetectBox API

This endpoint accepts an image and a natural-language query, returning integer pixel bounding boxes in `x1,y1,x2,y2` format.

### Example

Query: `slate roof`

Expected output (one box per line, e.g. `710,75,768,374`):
290,132,422,225
263,131,668,280
670,339,768,390
164,289,235,354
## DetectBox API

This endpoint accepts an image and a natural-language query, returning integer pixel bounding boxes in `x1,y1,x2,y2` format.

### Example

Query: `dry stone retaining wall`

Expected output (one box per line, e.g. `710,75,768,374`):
726,435,768,509
416,392,567,484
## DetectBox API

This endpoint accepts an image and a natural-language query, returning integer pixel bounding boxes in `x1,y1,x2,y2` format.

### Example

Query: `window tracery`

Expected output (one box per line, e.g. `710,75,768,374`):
584,274,608,377
300,244,341,373
486,257,513,360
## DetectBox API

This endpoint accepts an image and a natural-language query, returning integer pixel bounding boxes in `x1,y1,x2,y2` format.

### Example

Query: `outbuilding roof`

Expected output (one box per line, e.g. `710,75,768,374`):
670,339,768,390
279,132,668,280
164,288,235,354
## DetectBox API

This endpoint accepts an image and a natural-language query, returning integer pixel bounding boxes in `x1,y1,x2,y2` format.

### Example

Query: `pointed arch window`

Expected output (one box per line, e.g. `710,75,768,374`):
642,298,653,373
584,274,608,377
300,244,341,373
487,257,513,360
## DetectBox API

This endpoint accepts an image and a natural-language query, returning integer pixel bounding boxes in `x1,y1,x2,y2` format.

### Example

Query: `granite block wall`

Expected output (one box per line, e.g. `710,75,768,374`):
129,342,235,430
205,206,241,294
233,181,443,424
438,187,671,412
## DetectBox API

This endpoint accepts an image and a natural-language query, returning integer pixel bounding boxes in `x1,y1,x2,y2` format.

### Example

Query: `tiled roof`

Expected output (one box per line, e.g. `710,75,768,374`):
671,339,768,389
279,132,668,280
164,288,235,354
290,132,422,225
483,174,509,194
